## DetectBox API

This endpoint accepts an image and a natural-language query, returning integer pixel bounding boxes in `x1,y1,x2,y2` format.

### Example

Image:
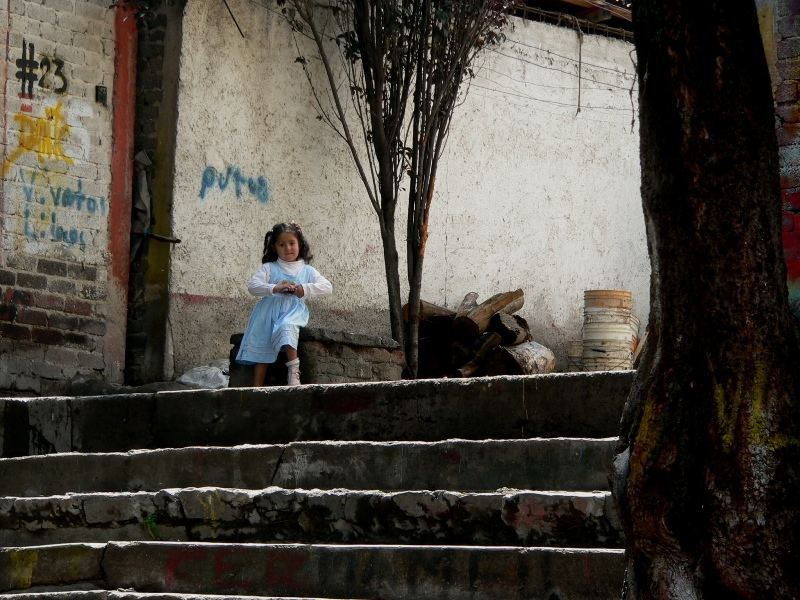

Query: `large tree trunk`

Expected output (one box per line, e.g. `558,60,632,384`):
614,2,800,598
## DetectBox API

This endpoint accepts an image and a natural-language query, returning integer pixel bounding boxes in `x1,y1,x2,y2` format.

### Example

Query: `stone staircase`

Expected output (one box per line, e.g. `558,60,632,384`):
0,372,632,599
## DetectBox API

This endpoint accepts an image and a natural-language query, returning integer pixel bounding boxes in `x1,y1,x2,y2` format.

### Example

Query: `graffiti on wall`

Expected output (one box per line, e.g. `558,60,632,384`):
4,38,100,257
18,169,107,251
199,165,271,205
15,38,69,109
2,102,73,175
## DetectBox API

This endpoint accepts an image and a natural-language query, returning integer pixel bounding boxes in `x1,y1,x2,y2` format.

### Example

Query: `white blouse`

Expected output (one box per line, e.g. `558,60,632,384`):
247,258,333,299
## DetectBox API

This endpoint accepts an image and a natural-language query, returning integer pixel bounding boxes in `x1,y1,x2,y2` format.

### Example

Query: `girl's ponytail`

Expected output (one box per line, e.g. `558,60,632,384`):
261,230,273,264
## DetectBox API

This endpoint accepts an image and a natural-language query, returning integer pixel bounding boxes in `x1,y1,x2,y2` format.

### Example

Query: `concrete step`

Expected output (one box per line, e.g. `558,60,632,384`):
0,438,616,497
0,542,626,599
1,593,352,599
0,487,623,549
0,372,633,457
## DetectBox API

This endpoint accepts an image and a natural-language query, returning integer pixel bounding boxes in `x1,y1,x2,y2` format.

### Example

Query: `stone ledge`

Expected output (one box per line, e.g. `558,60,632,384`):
300,327,400,349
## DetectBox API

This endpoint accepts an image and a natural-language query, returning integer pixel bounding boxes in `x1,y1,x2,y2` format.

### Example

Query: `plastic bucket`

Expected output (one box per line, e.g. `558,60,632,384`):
567,339,583,371
584,289,632,311
583,340,633,360
582,338,633,370
582,356,632,371
583,321,637,343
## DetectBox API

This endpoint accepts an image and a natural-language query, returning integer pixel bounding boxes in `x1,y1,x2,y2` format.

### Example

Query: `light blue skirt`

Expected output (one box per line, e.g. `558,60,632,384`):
236,294,309,365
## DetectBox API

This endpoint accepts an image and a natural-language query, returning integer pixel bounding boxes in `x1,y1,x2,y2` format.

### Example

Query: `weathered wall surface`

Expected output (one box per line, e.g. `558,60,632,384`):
168,0,647,374
0,0,118,393
758,0,800,314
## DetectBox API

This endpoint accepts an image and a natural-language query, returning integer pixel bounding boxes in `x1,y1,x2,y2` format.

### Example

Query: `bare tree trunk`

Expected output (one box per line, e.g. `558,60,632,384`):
379,218,404,350
614,2,800,598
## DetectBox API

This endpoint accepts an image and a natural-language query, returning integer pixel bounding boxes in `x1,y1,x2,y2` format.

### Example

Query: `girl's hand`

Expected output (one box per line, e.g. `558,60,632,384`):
293,285,305,298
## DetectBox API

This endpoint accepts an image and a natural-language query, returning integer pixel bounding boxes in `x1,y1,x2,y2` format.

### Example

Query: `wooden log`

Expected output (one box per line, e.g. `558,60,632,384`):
453,289,524,339
501,295,524,316
456,332,502,378
402,300,455,323
490,313,531,345
485,340,555,376
455,292,479,317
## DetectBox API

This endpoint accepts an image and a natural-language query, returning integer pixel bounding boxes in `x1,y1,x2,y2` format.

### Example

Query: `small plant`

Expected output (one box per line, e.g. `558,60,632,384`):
142,513,161,540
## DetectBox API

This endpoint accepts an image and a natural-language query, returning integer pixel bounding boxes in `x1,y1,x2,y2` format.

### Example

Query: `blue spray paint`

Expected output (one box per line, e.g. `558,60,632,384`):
199,165,270,205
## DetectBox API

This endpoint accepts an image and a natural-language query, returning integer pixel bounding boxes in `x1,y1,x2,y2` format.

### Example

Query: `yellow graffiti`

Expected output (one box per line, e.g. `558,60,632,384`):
2,102,73,175
8,549,38,589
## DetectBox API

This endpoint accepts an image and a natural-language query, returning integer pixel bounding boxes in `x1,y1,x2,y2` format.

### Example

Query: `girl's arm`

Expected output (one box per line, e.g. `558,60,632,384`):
301,267,333,298
247,263,275,297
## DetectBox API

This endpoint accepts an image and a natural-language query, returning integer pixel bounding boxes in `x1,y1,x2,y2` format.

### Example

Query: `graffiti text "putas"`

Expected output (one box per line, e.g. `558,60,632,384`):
199,165,270,205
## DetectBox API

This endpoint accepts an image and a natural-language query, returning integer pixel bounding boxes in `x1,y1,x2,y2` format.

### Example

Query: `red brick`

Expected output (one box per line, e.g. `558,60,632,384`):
0,303,17,322
0,322,31,340
67,263,98,281
12,289,33,306
32,292,65,311
78,318,106,336
64,298,92,316
17,272,47,290
36,258,68,277
0,269,15,286
48,313,79,331
31,328,66,345
65,331,96,351
17,307,48,327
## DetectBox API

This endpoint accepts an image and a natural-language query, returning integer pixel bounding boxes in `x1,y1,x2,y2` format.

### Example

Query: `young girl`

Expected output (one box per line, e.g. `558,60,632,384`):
236,221,332,386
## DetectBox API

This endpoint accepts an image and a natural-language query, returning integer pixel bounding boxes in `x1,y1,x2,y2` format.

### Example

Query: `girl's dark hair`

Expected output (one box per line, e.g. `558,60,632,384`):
261,221,313,263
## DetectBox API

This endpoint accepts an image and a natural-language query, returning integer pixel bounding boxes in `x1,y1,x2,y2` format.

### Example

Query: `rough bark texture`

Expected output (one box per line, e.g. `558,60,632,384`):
613,2,800,598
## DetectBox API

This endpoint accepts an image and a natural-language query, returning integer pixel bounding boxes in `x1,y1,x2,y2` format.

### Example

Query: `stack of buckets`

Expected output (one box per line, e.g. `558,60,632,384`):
568,289,639,371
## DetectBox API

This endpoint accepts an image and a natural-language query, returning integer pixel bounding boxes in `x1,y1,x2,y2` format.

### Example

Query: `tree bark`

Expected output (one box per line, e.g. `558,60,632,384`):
614,2,800,598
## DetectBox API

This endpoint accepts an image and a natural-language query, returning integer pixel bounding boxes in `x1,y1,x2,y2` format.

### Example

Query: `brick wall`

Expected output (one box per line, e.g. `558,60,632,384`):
773,2,800,313
125,1,183,385
0,0,117,395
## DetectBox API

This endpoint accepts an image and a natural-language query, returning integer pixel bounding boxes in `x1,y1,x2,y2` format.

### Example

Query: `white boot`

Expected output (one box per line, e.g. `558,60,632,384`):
286,358,301,386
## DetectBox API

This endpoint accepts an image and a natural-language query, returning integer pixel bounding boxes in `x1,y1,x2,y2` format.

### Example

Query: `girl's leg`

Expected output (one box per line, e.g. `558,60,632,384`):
283,346,301,386
253,363,268,387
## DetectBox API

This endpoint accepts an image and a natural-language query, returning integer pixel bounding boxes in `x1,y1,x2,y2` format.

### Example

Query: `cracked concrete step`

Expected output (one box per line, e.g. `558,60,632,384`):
0,542,626,599
0,372,633,457
0,438,616,497
0,487,623,549
1,593,353,600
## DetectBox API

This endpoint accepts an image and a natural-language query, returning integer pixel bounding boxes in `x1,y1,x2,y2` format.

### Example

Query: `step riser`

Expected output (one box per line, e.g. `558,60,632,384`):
0,544,103,593
0,372,633,457
0,543,627,599
0,440,616,497
0,489,623,549
107,543,627,600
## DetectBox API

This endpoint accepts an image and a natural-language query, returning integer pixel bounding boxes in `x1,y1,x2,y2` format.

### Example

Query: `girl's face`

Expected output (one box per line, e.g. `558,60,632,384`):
274,231,300,262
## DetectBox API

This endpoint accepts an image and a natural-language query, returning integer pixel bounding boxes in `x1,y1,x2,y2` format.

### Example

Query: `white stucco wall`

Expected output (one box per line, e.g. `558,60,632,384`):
167,0,649,374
